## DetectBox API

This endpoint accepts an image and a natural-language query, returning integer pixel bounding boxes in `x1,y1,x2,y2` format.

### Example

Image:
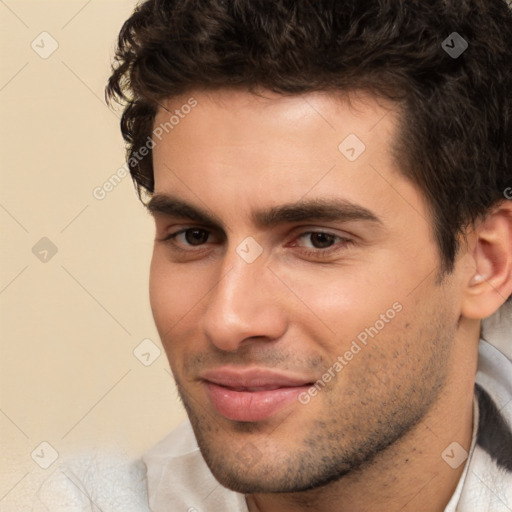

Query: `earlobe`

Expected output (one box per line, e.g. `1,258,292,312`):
461,201,512,320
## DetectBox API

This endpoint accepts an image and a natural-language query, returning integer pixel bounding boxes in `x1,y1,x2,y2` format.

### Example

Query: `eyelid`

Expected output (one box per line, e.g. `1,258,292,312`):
289,230,355,257
292,229,349,243
159,226,355,260
158,225,347,241
158,226,222,244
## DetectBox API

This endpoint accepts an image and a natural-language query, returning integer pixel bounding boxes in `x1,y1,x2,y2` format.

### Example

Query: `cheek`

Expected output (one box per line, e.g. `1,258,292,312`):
148,250,214,342
149,252,188,336
149,255,191,374
273,260,407,346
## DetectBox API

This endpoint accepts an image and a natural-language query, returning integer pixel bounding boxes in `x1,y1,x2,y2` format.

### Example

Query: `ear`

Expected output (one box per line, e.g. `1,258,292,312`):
461,200,512,319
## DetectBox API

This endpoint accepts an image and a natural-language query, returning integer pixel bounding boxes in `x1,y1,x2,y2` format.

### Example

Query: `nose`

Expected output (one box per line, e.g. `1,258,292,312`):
200,247,288,352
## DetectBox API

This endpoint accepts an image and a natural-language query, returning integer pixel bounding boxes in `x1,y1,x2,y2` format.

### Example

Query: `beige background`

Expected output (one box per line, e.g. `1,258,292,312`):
1,2,512,511
0,1,187,510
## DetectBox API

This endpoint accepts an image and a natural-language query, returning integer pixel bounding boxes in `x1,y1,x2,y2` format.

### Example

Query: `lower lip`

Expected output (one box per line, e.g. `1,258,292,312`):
204,382,310,422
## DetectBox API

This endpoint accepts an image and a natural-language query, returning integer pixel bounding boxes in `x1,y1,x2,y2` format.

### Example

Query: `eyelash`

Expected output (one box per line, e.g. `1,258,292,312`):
159,228,355,259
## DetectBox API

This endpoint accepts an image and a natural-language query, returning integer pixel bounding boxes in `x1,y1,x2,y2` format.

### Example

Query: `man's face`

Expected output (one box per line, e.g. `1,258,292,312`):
148,89,462,493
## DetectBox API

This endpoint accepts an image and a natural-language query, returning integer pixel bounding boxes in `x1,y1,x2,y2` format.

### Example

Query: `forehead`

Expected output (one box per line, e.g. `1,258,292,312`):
149,88,428,232
153,88,398,153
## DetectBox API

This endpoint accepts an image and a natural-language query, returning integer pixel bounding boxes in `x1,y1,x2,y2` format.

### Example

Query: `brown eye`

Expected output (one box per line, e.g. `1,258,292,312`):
309,232,337,249
291,230,355,259
184,229,210,245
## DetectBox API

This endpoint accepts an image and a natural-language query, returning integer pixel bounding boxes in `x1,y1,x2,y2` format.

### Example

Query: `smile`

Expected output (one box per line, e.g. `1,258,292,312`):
200,368,313,422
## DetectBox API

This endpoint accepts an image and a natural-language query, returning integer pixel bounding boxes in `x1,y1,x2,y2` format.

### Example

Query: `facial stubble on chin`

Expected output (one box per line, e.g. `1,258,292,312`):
170,307,456,495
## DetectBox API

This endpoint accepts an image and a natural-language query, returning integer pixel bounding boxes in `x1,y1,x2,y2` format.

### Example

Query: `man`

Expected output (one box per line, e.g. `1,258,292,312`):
35,0,512,510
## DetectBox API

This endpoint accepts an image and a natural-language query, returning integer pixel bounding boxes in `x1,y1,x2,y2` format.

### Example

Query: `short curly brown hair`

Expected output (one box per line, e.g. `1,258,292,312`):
106,0,512,274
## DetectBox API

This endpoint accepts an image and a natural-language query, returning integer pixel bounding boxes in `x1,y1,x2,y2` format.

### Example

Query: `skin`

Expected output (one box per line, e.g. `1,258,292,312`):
147,88,512,512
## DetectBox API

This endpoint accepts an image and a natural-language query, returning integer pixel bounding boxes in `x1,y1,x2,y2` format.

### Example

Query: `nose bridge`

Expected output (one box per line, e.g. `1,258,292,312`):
217,259,262,317
200,247,286,351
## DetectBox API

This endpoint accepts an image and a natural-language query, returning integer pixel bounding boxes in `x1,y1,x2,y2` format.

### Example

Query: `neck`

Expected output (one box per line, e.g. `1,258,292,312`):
246,321,479,512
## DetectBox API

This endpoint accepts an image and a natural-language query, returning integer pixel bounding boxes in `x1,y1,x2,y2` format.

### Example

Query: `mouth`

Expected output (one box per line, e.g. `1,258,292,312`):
201,368,314,422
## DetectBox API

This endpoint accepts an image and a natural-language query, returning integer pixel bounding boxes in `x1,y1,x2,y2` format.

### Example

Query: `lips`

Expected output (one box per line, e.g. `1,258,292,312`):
201,368,313,422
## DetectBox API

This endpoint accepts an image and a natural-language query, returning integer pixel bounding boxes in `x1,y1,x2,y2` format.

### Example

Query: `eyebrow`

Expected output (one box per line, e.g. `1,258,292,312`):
146,194,382,229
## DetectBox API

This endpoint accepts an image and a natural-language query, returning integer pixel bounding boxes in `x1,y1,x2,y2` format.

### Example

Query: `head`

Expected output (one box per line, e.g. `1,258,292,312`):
107,0,512,494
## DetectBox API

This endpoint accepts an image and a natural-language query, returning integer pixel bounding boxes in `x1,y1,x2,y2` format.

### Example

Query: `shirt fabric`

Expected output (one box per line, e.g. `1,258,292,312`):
34,302,512,512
